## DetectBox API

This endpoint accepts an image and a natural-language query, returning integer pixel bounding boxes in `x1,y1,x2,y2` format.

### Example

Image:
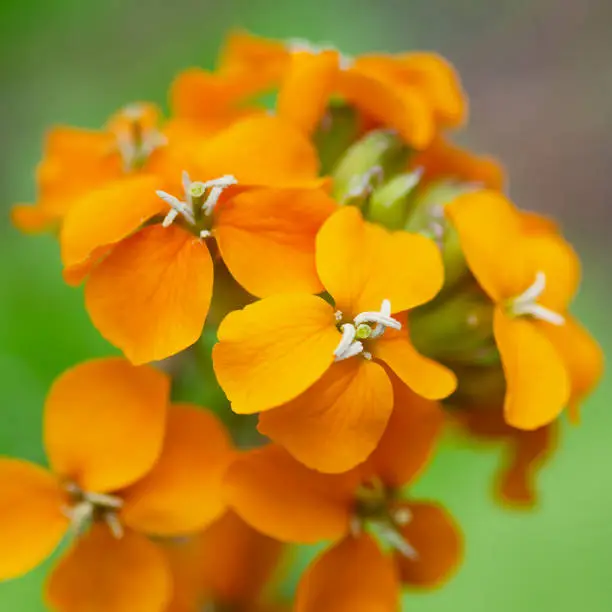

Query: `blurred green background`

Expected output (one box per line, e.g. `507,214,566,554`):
1,0,610,609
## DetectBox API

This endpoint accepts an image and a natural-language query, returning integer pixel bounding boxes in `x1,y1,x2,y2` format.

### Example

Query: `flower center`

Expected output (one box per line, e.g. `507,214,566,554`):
156,171,237,238
62,481,124,539
113,103,167,172
333,299,401,361
506,271,565,326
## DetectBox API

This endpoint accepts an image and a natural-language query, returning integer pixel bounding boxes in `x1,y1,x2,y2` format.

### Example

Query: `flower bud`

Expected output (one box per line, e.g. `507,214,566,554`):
314,104,360,174
331,129,410,206
367,169,422,230
446,363,506,408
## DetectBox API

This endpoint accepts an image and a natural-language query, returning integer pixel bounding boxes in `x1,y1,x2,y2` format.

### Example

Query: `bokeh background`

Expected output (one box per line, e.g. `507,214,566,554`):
1,0,610,609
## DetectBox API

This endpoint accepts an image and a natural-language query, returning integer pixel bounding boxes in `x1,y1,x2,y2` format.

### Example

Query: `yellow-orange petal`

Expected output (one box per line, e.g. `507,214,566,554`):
213,294,339,414
445,190,522,302
194,115,322,188
277,50,340,134
199,511,285,606
60,174,164,271
373,330,457,400
393,501,463,588
367,375,444,488
215,188,337,297
296,535,400,612
44,358,169,492
538,315,604,422
225,445,356,544
258,359,393,473
121,404,233,536
45,525,172,612
494,308,570,430
316,207,444,316
85,224,214,364
337,67,435,149
11,204,57,234
0,459,69,580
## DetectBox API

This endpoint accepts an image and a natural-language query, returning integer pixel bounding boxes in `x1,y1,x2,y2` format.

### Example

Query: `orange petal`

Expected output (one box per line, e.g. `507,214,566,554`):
44,358,169,492
194,115,322,188
316,207,444,316
225,445,356,543
220,30,289,80
215,187,337,297
367,375,444,488
45,525,171,612
11,204,57,234
277,50,340,134
198,511,285,606
296,535,399,612
121,404,233,536
445,190,521,302
412,136,505,190
494,308,570,430
259,359,393,473
373,329,457,400
60,174,164,271
337,67,435,149
538,315,604,422
213,294,339,414
0,459,69,580
85,224,214,364
393,501,463,588
497,423,558,508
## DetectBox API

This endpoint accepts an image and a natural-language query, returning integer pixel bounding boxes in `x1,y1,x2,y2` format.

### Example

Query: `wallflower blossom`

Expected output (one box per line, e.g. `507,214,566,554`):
58,114,335,364
0,358,233,612
213,206,457,472
164,511,286,612
446,190,603,429
173,30,466,148
225,381,462,610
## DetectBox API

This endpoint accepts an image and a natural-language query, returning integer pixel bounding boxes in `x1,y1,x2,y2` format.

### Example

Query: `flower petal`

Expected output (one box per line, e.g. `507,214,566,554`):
0,459,69,580
259,359,393,473
296,535,400,612
494,308,570,430
445,190,522,302
373,329,457,400
60,174,164,272
44,358,169,492
393,501,463,588
316,207,444,315
213,294,339,414
121,404,233,535
194,115,322,188
277,50,340,134
367,375,444,488
85,224,214,364
538,315,604,422
215,188,337,297
337,67,435,149
45,525,172,612
225,445,356,543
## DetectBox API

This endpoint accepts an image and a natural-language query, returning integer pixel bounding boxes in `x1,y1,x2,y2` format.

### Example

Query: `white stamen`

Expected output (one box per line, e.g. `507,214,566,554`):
338,341,364,361
335,310,343,322
84,491,124,509
363,351,372,360
393,507,413,526
200,230,212,239
334,324,358,361
379,523,419,560
105,513,125,539
509,271,565,326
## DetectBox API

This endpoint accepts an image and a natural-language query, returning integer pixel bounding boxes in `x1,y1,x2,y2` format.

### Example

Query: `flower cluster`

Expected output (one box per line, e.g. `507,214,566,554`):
4,30,603,611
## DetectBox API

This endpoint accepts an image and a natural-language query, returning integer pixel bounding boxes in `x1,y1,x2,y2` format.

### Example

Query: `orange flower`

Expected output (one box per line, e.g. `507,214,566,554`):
59,114,335,364
0,358,233,612
164,511,286,612
446,190,603,429
225,381,463,610
12,103,168,233
452,405,558,509
213,206,457,472
175,31,466,148
411,135,505,190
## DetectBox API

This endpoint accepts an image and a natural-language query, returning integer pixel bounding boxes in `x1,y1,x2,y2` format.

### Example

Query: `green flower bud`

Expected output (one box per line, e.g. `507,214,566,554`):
367,169,422,230
332,129,410,207
410,286,498,365
445,363,506,408
314,104,360,175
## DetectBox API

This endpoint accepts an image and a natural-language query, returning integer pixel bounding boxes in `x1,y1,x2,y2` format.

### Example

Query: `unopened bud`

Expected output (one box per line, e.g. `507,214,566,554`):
447,363,506,408
314,104,360,174
332,130,410,206
367,169,422,230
